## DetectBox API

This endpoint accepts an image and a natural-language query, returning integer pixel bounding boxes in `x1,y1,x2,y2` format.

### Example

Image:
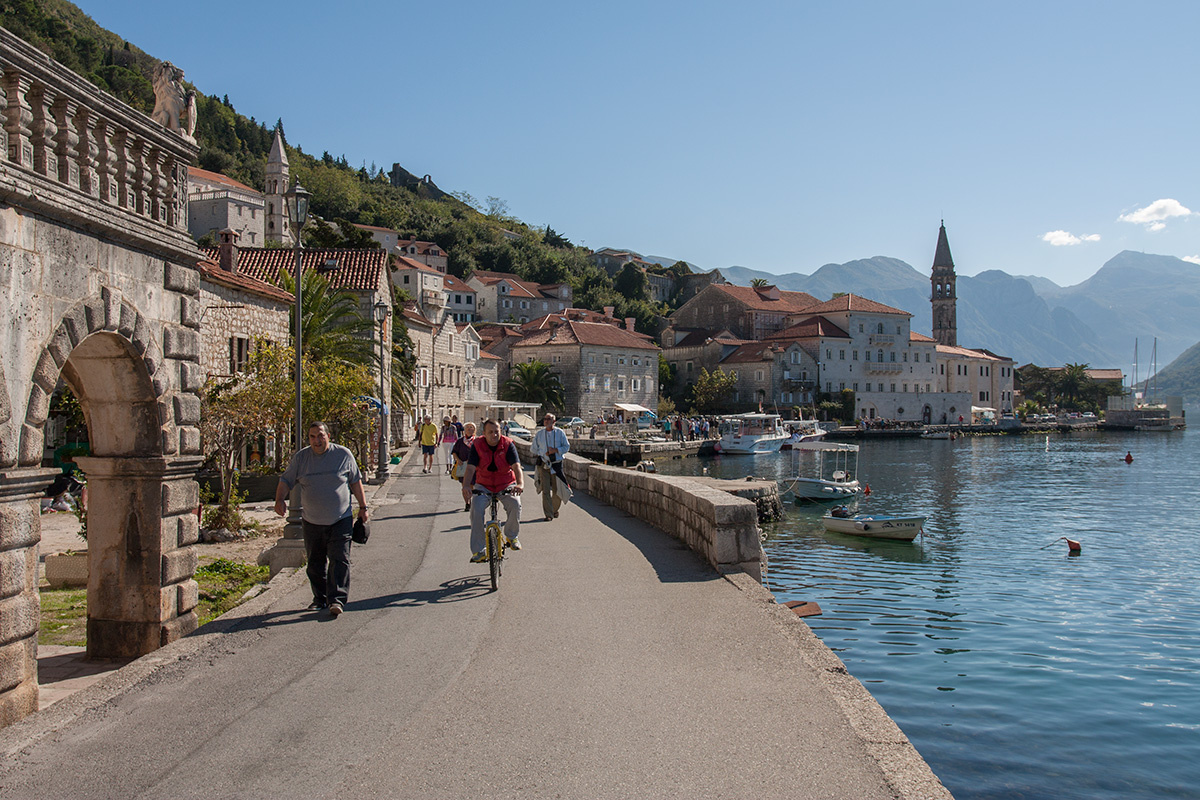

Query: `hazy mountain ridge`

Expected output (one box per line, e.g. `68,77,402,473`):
682,252,1200,371
1139,340,1200,407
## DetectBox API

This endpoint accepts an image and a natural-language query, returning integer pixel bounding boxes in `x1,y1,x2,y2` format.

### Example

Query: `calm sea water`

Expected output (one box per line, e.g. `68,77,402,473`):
655,428,1200,800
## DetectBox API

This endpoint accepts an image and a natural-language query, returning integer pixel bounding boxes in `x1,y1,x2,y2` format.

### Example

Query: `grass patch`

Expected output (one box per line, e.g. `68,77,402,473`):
39,587,88,647
195,558,270,625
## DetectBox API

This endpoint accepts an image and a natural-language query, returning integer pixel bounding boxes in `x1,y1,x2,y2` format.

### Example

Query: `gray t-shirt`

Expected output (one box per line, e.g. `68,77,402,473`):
280,443,362,526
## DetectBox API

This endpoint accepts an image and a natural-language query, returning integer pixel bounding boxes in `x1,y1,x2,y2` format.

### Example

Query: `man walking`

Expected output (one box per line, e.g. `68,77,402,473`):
531,412,570,522
274,422,369,617
418,414,439,474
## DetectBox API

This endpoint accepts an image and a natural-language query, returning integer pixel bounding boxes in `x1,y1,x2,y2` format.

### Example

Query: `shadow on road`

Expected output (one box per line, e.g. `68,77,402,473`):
568,493,721,584
352,577,493,610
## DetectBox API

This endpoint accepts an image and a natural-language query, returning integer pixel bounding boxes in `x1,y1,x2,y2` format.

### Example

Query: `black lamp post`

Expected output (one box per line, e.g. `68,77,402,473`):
283,179,310,538
374,299,391,483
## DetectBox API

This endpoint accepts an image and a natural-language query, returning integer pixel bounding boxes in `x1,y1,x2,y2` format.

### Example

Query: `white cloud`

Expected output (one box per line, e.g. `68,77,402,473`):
1183,255,1200,265
1041,230,1100,246
1118,198,1193,231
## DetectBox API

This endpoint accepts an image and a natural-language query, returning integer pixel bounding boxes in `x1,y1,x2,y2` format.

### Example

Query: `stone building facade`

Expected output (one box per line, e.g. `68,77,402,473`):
186,167,264,245
468,270,572,324
510,321,660,419
669,283,819,341
399,308,498,432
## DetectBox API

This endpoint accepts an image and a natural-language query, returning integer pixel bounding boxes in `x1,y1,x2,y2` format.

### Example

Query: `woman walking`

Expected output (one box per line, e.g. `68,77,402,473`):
450,422,477,510
439,417,459,475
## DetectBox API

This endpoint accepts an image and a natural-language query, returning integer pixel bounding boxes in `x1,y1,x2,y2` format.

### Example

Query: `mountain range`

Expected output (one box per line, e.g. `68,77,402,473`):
647,251,1200,380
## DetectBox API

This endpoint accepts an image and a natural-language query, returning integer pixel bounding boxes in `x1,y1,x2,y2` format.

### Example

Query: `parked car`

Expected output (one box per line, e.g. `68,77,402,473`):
500,420,531,439
558,416,586,429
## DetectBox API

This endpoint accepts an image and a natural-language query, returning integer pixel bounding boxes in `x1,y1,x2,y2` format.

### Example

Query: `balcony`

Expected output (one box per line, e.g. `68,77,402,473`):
421,288,446,306
865,362,903,374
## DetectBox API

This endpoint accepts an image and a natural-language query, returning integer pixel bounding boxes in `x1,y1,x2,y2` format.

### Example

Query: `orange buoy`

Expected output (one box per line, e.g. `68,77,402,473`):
1066,538,1081,553
863,483,872,496
1124,452,1133,464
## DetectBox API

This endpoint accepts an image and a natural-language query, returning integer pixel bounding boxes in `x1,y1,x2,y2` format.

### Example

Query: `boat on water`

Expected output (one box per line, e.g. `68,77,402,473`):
822,506,925,540
715,413,790,454
1135,419,1183,432
780,441,861,501
780,420,828,449
920,430,956,440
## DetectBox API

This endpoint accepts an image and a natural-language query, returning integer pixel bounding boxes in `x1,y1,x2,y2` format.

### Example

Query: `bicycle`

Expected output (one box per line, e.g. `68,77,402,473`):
474,486,518,591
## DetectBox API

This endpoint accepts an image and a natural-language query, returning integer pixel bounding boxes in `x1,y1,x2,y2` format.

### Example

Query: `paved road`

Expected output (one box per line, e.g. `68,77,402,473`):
1,452,949,799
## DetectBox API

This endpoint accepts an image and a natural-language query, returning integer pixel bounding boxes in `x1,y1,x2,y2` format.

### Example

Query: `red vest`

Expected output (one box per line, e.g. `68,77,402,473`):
472,435,517,492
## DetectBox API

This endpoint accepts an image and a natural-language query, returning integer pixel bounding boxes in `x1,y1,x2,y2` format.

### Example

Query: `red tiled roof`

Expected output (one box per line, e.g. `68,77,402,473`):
937,344,1000,360
393,255,442,275
188,167,259,195
511,320,659,352
669,328,739,348
722,341,786,364
472,270,562,300
712,284,819,313
479,351,503,361
520,308,645,336
203,247,389,293
800,293,910,317
198,259,294,305
443,274,473,292
397,238,442,253
765,316,851,340
910,331,937,343
352,223,397,234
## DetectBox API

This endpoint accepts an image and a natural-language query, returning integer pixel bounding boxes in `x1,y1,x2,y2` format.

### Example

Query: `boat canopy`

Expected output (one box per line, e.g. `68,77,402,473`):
721,413,782,420
613,402,653,414
794,441,860,452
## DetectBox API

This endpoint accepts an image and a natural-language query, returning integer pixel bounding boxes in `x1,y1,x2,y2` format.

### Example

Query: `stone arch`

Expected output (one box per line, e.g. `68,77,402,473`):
20,288,199,661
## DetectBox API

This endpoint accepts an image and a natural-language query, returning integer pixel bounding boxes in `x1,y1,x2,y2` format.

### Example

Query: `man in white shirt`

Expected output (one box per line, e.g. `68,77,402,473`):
531,413,570,521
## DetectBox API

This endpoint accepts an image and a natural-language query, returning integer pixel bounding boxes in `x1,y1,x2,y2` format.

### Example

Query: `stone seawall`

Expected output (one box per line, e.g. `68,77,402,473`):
514,439,764,581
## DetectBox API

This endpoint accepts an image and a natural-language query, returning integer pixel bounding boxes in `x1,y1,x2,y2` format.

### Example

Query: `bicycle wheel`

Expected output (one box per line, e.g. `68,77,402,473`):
486,522,501,591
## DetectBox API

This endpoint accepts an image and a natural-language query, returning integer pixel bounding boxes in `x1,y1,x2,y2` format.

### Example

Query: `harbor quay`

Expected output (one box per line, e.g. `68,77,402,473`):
0,446,950,799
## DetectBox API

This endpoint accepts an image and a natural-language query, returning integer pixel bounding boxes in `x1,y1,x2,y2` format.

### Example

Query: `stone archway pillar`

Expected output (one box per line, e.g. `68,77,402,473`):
74,456,203,659
0,467,59,725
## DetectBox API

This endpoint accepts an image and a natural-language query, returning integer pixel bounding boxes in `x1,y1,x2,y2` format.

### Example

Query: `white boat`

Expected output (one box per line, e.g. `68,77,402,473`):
780,441,861,500
822,507,925,541
920,430,955,440
715,413,790,454
781,420,828,449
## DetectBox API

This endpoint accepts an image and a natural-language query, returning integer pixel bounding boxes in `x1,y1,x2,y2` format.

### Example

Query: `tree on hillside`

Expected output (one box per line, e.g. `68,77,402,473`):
614,262,649,302
503,362,566,414
690,368,737,414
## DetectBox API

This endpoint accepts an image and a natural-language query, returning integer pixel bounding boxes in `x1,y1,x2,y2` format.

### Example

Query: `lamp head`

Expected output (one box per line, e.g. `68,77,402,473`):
286,180,311,233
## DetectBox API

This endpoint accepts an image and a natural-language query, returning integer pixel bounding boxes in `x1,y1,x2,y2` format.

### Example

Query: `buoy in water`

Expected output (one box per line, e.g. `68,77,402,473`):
1066,538,1081,553
863,483,871,496
1124,452,1134,464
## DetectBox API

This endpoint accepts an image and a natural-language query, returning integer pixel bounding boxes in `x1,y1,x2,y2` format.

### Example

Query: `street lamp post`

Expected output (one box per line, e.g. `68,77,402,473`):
373,299,391,483
280,179,311,552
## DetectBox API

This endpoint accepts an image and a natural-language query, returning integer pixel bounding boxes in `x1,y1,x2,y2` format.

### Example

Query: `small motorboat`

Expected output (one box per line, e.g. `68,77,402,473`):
822,506,925,541
920,430,955,440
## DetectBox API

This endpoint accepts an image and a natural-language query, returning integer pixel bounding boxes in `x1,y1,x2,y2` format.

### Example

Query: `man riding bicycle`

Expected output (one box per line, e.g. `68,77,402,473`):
461,418,524,563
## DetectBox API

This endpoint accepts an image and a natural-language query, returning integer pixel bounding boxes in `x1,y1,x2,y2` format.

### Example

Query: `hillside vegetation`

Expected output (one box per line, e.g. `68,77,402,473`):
2,0,676,334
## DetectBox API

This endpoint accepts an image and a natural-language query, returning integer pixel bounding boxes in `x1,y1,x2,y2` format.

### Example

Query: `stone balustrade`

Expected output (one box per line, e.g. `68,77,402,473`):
0,27,198,262
513,439,764,580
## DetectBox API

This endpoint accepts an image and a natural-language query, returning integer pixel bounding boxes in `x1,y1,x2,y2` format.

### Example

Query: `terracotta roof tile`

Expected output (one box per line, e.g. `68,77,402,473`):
393,255,443,275
203,246,388,293
722,341,786,363
714,284,820,313
512,320,659,351
800,293,910,316
198,259,294,305
909,331,937,343
443,274,473,292
765,316,851,340
188,167,260,195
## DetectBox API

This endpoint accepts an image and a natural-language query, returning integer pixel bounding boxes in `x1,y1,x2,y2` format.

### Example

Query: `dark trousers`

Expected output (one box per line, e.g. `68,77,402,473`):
302,516,353,606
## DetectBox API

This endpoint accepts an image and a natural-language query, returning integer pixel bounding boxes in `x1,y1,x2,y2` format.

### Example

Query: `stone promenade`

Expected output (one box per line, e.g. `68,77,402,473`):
0,450,950,799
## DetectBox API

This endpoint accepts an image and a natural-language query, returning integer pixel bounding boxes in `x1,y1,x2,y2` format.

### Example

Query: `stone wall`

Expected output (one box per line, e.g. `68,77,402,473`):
198,282,290,379
512,440,762,580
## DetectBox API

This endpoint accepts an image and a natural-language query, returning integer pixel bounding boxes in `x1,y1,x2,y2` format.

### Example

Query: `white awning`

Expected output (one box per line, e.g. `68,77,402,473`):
613,402,653,414
972,406,997,414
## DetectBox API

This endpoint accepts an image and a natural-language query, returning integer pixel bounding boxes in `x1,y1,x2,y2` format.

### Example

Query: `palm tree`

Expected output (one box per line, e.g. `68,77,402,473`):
1055,363,1091,408
278,267,374,366
750,278,770,288
503,361,566,414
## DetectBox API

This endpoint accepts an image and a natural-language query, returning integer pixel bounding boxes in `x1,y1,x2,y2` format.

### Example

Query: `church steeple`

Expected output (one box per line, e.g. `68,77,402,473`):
264,128,293,246
931,220,957,347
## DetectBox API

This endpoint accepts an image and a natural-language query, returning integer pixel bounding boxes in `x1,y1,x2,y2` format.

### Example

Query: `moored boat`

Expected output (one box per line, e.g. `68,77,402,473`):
780,441,861,501
822,506,925,540
716,413,790,454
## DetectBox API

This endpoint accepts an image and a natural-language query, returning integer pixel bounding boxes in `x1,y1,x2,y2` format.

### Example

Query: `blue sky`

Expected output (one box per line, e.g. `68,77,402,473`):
79,1,1200,286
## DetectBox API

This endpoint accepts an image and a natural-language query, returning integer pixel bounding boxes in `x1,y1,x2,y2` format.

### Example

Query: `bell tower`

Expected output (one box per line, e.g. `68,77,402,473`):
264,128,293,246
931,220,957,347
